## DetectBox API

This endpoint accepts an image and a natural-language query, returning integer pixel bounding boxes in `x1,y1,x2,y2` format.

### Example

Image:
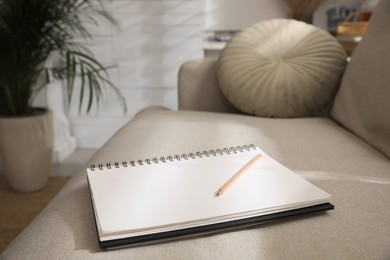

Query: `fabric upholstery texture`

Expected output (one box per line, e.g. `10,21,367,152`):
217,19,347,118
3,108,390,259
331,0,390,159
178,59,241,114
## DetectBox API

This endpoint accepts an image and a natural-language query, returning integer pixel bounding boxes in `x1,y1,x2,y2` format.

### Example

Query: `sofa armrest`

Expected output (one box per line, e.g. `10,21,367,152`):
178,59,241,114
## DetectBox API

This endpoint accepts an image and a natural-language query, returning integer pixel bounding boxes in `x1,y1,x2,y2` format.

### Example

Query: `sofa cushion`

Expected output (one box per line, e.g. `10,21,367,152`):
3,107,390,259
331,0,390,158
217,19,347,118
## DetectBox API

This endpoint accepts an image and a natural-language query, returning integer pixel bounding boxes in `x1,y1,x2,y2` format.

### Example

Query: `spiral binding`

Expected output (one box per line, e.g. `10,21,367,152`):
90,144,257,171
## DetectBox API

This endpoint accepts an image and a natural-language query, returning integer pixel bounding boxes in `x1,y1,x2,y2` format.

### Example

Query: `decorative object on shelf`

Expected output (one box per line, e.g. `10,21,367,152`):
335,6,370,38
326,6,357,36
331,1,377,56
205,30,238,42
337,22,368,37
284,0,326,24
0,0,126,192
336,20,368,56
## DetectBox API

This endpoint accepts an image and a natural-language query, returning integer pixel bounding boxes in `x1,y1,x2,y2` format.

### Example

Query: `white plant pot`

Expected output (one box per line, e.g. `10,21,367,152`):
0,109,53,192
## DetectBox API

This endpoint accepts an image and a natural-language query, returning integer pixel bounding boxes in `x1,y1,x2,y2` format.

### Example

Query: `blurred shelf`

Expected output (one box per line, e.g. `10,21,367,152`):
337,36,362,56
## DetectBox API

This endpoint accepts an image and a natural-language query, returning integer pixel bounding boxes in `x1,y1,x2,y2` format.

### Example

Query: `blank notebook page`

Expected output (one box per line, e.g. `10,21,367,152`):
87,146,331,241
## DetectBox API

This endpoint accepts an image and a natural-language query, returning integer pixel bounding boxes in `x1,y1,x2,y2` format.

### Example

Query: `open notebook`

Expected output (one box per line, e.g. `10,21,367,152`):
86,144,333,249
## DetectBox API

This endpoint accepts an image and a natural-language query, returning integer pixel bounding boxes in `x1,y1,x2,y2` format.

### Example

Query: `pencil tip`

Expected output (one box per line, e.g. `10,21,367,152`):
215,190,222,197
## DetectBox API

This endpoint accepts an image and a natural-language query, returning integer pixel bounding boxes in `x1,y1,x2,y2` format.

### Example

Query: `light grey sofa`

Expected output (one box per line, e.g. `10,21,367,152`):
2,1,389,259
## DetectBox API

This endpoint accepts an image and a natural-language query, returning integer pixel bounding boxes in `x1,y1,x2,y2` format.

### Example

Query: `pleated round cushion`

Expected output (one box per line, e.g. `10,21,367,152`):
217,19,348,117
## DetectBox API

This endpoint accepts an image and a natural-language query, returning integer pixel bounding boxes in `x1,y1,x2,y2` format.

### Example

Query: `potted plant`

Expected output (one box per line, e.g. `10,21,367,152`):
0,0,126,192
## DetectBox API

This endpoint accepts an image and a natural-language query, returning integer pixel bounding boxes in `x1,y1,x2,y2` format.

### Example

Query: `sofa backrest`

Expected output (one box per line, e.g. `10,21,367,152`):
331,0,390,158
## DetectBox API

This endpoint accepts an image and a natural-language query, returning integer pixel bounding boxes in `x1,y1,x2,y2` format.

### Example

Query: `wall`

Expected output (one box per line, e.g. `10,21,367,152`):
205,0,289,31
68,0,205,148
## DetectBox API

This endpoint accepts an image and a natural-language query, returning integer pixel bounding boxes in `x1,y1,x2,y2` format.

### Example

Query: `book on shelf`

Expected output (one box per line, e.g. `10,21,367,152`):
86,144,333,249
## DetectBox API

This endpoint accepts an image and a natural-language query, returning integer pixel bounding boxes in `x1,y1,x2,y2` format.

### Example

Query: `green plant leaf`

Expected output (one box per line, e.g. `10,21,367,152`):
87,71,95,113
66,51,77,106
79,63,86,113
0,0,125,116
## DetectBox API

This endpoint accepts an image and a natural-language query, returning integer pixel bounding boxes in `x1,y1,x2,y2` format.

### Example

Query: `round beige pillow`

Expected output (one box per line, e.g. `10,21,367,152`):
217,19,348,117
